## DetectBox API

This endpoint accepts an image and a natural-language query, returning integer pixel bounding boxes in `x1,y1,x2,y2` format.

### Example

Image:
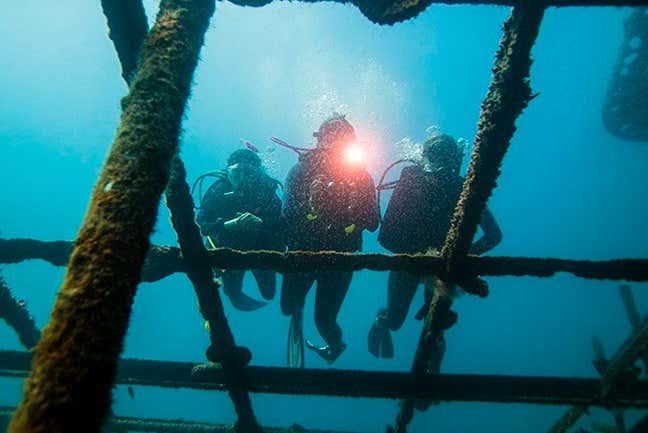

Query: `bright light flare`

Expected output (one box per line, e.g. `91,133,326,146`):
343,143,367,166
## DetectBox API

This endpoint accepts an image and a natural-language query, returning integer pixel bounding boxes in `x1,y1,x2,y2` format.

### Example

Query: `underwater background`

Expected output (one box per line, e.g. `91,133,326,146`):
1,1,647,432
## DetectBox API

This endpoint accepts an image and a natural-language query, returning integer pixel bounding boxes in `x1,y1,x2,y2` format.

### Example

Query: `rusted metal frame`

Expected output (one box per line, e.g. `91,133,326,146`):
8,1,216,433
3,238,648,282
227,0,648,26
619,285,648,370
0,272,40,349
592,336,627,433
548,315,648,433
100,0,149,84
100,1,262,429
0,407,352,433
165,159,262,433
391,3,547,432
1,350,647,406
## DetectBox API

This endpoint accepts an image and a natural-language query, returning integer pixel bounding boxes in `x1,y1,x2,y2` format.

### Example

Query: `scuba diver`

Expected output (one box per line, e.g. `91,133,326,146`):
368,132,502,363
281,114,380,366
195,147,283,311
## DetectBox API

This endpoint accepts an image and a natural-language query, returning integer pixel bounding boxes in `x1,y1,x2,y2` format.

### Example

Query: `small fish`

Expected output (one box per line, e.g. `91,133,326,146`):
127,386,135,400
243,140,259,153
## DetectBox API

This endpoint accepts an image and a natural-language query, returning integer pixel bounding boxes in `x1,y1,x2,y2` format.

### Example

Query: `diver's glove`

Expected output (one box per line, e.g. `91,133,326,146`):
223,212,263,233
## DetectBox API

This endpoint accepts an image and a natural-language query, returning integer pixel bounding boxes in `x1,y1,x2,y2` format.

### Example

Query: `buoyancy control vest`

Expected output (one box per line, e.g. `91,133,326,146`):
378,165,463,254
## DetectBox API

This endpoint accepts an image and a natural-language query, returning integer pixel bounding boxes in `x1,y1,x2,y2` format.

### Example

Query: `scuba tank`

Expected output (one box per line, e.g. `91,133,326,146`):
377,162,462,254
375,159,416,220
191,170,227,209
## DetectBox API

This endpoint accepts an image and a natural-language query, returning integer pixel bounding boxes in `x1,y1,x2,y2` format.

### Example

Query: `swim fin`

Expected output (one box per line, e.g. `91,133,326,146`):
287,310,304,368
368,310,393,359
305,339,346,364
226,290,268,312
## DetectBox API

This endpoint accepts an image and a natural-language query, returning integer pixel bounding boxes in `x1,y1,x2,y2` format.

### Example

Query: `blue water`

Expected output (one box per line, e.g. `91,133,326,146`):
1,2,647,432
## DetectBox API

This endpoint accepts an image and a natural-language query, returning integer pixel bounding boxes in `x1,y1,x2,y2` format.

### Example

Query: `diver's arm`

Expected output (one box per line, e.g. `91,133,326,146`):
282,164,308,221
358,171,380,232
195,182,227,237
469,207,502,255
259,188,284,232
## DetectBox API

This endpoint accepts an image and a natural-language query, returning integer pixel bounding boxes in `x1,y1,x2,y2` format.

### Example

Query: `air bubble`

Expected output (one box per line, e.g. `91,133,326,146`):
629,36,642,50
623,52,638,65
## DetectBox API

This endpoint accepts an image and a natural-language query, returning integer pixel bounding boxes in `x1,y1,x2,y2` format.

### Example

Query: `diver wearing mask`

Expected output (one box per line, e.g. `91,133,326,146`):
196,148,283,311
369,133,502,364
282,114,380,365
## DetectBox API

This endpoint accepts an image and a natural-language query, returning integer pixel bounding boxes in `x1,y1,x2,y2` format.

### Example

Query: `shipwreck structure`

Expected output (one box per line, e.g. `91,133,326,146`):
1,0,647,433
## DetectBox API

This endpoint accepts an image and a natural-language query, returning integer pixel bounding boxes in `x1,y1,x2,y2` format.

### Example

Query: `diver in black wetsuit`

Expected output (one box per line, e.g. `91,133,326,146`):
282,115,380,365
196,148,283,311
368,133,502,361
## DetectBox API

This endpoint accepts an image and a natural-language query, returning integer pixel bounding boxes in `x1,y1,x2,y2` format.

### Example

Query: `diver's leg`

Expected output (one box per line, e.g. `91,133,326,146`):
222,270,267,311
386,270,420,330
221,270,244,299
368,270,419,358
280,273,314,317
282,273,314,368
251,269,276,300
307,271,353,363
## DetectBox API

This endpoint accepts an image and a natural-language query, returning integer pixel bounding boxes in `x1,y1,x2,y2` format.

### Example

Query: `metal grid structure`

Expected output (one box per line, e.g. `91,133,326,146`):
1,1,647,433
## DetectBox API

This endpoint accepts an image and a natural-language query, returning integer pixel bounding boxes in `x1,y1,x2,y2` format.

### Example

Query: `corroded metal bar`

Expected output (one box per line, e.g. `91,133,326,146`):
392,3,547,433
591,336,627,433
165,158,262,432
548,315,648,433
0,407,352,433
3,238,648,281
1,350,647,406
227,1,648,25
440,3,545,278
0,273,40,349
620,285,642,330
100,0,261,423
7,1,216,432
100,0,149,84
619,284,648,370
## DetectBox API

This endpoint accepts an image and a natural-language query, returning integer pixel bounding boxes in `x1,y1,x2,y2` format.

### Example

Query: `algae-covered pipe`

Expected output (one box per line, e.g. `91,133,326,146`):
100,0,149,84
391,4,546,433
8,1,215,432
0,272,40,350
165,158,262,432
227,0,648,25
440,1,544,279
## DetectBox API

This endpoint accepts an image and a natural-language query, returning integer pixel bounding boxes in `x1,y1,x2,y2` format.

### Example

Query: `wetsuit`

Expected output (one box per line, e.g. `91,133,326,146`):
281,152,380,351
196,173,283,302
378,164,502,331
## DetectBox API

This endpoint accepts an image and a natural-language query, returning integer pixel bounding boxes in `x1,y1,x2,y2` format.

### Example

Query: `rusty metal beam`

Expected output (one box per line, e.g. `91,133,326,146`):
548,315,648,433
7,1,217,432
99,0,262,428
0,407,355,433
0,350,647,407
227,1,648,26
100,0,148,84
392,3,547,432
0,273,40,350
2,238,648,282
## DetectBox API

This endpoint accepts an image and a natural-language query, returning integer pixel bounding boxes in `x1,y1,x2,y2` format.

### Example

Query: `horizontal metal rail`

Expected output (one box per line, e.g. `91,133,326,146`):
0,350,646,407
0,406,355,433
2,238,647,282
